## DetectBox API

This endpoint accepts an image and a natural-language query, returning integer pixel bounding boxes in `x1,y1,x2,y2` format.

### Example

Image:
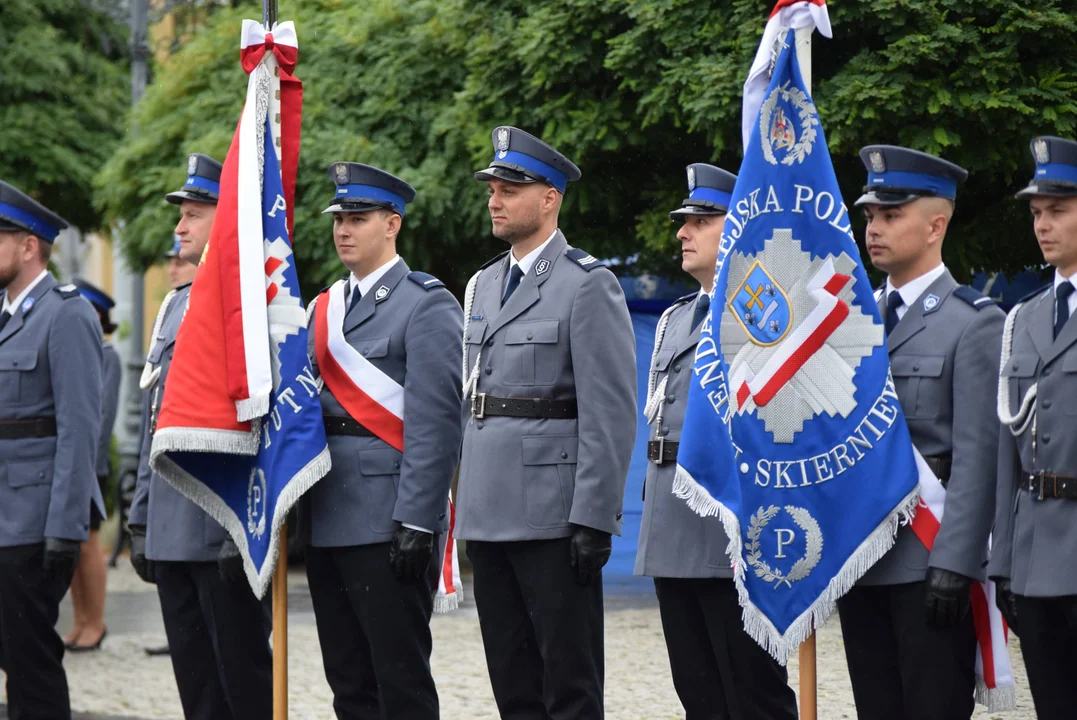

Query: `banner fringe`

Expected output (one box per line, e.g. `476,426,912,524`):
151,425,261,458
236,394,270,424
976,679,1017,713
434,592,460,614
150,436,331,599
674,466,920,665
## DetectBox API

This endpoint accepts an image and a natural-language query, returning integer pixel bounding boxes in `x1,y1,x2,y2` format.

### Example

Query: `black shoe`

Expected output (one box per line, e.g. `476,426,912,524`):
144,644,170,656
68,628,107,653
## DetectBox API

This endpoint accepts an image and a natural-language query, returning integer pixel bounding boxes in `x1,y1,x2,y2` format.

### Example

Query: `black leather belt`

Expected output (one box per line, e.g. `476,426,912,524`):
323,415,375,438
923,454,951,489
1022,470,1077,501
647,439,678,465
470,394,577,420
0,417,57,439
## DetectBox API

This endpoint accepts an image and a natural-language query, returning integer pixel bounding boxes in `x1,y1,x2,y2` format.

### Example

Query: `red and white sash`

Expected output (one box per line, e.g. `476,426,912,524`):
312,279,461,612
910,452,1015,711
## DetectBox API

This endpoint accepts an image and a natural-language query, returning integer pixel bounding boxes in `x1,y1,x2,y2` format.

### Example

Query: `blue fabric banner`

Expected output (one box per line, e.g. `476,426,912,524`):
674,29,920,661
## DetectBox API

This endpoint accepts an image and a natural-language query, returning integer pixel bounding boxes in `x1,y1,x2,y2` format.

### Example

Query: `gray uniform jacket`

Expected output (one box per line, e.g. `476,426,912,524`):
861,270,1003,586
635,294,730,578
456,231,638,541
96,342,121,479
0,275,103,546
129,283,229,562
989,287,1077,597
307,259,464,548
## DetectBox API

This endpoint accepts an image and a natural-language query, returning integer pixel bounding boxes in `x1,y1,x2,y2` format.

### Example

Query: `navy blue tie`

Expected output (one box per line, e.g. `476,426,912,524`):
885,291,903,336
502,265,524,304
348,285,362,312
0,310,10,333
1055,281,1074,339
692,293,711,331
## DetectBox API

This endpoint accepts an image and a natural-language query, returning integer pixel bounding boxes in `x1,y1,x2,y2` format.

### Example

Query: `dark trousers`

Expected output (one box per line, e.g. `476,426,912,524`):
155,560,273,720
837,582,976,720
1014,594,1077,720
654,577,798,720
306,542,439,720
0,544,72,720
467,538,604,720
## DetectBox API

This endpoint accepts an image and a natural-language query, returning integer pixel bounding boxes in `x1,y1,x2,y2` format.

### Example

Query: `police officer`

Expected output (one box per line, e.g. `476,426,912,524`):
456,127,638,719
836,146,1003,720
303,163,463,719
0,180,104,718
636,164,798,720
128,154,272,719
990,136,1077,720
62,277,121,652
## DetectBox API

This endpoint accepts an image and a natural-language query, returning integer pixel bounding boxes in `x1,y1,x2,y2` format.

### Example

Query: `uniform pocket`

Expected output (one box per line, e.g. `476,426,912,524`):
358,448,403,534
0,351,37,405
1002,353,1038,417
6,459,52,488
503,319,559,386
890,355,945,419
522,435,577,530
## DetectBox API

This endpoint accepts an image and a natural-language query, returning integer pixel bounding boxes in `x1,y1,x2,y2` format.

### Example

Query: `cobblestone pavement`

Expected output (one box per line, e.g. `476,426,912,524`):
1,562,1035,719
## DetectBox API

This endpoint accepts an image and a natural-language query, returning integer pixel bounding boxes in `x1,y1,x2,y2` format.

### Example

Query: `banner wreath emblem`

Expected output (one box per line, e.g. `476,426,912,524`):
745,505,823,589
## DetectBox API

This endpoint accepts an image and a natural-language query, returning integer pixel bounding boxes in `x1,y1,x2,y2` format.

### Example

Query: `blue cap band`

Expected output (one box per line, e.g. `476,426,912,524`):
1035,162,1077,186
77,286,113,311
494,150,568,193
0,202,60,241
335,184,407,216
183,175,221,197
866,170,958,199
688,187,733,209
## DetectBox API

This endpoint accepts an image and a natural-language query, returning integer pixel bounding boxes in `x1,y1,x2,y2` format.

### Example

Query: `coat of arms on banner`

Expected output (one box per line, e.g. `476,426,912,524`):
760,82,819,166
722,231,883,442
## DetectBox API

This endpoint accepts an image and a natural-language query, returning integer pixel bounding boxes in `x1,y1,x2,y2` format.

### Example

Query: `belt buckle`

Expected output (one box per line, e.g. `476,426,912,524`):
1031,472,1045,501
471,392,487,420
654,437,666,466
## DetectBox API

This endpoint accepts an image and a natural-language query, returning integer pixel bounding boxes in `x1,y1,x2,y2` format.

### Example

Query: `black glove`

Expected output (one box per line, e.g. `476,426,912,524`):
129,525,156,584
389,526,434,584
569,525,612,586
43,537,79,583
924,567,971,628
995,578,1019,636
218,539,246,584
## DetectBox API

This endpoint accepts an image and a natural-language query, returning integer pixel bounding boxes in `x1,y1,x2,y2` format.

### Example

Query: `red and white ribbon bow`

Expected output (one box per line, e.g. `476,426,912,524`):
240,20,298,75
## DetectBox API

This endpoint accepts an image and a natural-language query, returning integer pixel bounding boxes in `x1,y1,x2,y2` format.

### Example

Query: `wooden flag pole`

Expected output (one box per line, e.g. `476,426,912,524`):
273,527,288,719
793,22,818,720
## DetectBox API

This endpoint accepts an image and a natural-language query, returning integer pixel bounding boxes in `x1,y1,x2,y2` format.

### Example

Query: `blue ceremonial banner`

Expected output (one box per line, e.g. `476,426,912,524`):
150,23,329,598
673,25,921,660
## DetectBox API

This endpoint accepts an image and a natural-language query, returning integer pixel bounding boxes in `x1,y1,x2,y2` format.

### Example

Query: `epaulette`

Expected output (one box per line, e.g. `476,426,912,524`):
953,285,997,310
54,284,80,299
408,271,445,290
673,292,696,306
479,250,510,271
565,247,605,271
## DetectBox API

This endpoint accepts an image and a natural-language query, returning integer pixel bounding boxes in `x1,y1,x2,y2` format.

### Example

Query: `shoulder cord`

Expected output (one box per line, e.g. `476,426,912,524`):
996,301,1037,437
138,288,177,390
461,270,481,399
643,301,684,426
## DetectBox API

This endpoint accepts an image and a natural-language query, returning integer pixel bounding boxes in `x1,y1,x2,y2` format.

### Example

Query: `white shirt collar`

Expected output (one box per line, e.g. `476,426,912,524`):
349,255,400,299
885,264,947,312
508,230,558,277
1053,268,1077,294
2,269,50,315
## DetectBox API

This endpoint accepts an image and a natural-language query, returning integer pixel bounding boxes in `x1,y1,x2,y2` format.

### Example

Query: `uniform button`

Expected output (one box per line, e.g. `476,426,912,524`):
1043,434,1051,444
484,367,492,375
527,332,534,340
394,461,401,469
912,364,920,372
660,426,669,436
466,333,471,341
1012,362,1019,371
673,364,682,373
486,338,494,347
477,421,485,429
666,394,675,404
560,451,568,459
1044,367,1052,377
1043,399,1053,409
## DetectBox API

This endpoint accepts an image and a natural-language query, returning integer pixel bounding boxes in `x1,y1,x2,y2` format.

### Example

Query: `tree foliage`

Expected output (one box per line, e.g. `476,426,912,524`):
0,0,129,230
97,0,1077,296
